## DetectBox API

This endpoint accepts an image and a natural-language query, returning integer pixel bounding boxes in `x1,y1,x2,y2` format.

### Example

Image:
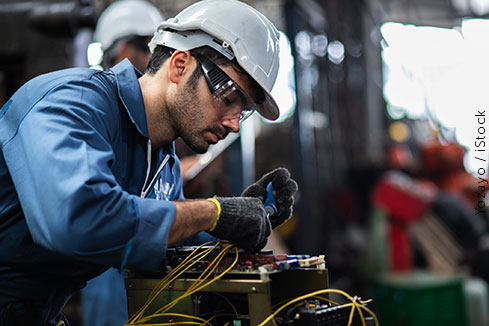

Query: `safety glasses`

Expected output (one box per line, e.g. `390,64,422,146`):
192,52,256,122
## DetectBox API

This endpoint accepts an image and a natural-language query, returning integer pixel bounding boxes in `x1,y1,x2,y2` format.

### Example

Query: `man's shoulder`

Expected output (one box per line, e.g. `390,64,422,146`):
11,67,110,100
34,67,111,90
1,68,119,141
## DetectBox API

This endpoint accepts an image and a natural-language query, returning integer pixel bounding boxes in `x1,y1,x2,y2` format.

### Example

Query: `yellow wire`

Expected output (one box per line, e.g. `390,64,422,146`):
358,304,379,325
257,289,379,326
127,241,221,324
203,313,238,325
212,292,239,317
271,295,338,310
152,245,237,316
183,245,233,295
162,246,238,316
134,251,222,324
131,313,211,326
149,241,220,298
134,244,238,325
353,296,367,326
128,242,217,323
182,247,238,296
312,295,338,306
181,244,231,293
130,249,215,324
126,244,379,326
131,322,202,326
133,244,221,324
151,245,232,316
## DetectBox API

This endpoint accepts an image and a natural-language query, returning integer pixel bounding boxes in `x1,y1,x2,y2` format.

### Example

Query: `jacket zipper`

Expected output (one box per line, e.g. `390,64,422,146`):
140,139,170,199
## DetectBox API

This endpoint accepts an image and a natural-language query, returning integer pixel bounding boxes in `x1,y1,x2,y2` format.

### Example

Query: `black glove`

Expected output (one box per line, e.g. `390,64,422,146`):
208,197,271,252
241,168,298,229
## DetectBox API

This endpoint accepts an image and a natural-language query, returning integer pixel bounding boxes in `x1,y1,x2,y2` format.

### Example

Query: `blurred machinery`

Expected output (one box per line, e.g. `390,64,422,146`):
0,0,98,105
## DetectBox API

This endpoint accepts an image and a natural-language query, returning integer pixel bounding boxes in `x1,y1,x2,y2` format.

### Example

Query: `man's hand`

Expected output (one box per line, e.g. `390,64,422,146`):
241,168,298,229
207,197,271,252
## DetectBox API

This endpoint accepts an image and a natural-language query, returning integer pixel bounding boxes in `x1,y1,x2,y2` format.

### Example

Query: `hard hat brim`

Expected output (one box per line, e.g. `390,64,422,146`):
258,92,280,121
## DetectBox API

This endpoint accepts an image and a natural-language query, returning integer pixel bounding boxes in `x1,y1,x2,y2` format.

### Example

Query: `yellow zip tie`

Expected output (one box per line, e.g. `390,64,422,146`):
206,198,221,232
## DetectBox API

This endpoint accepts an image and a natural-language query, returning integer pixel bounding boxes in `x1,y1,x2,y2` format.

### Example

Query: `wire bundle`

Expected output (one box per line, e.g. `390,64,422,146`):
125,243,378,326
258,288,379,326
125,241,239,326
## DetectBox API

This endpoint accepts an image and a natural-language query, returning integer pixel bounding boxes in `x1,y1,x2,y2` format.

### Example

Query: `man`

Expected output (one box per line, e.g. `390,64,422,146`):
93,0,164,72
0,1,297,325
82,2,165,325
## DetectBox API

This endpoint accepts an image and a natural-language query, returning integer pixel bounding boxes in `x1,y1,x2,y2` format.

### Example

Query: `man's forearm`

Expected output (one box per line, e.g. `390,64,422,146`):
168,199,218,245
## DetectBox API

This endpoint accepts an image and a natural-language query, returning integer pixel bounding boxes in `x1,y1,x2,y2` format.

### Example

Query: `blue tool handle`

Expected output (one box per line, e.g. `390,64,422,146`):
264,182,277,217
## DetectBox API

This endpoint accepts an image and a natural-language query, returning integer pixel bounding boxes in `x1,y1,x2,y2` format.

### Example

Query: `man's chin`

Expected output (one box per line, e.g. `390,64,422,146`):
186,142,209,154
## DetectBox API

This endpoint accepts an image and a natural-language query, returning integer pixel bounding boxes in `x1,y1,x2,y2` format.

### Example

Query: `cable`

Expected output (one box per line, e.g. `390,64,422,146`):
312,295,339,306
212,292,239,317
131,313,210,326
131,243,219,324
130,322,202,326
257,289,379,326
128,243,239,326
146,244,234,317
127,243,218,324
204,313,239,324
272,295,339,311
159,245,239,314
126,241,221,325
126,244,378,326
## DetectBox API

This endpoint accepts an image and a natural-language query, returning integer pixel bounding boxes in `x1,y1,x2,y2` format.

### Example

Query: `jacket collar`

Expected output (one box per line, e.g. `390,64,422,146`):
111,59,149,138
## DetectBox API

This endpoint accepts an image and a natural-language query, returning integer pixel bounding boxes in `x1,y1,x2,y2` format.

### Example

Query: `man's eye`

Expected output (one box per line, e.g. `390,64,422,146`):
222,97,232,106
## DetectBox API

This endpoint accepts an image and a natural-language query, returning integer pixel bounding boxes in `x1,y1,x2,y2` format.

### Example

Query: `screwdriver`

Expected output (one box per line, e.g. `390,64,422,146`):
264,182,277,217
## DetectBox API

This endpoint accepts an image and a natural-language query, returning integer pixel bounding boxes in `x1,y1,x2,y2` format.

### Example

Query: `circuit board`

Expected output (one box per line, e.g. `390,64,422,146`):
126,247,374,325
161,246,326,279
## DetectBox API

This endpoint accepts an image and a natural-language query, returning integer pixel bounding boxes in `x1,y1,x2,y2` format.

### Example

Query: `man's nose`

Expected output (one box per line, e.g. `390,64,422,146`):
221,116,240,133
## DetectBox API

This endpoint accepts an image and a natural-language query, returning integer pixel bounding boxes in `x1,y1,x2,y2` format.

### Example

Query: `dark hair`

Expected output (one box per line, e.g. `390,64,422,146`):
145,45,264,103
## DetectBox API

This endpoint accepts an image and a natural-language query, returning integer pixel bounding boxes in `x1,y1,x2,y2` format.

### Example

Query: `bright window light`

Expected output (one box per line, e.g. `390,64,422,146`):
87,42,104,67
381,19,489,176
269,31,297,123
327,40,345,64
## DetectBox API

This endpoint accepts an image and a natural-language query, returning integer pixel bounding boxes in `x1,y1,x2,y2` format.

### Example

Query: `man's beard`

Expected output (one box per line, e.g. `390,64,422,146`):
168,81,227,154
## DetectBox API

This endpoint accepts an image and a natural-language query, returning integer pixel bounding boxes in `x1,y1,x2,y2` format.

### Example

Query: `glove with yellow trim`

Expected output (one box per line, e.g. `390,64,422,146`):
207,197,271,252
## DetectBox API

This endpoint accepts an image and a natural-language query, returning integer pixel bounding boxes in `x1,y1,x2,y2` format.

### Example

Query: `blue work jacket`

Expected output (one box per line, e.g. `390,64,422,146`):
0,59,194,324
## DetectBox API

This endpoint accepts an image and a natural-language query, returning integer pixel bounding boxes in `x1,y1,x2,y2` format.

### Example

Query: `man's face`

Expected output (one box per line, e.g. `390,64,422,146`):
167,60,255,154
116,36,153,73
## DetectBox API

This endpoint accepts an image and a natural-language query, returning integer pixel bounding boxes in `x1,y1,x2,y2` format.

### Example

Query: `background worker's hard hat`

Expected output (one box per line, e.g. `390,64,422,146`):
149,0,281,121
94,0,164,51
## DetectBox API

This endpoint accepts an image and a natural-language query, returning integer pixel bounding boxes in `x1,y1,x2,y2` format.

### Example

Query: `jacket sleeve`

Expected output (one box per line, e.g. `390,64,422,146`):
1,80,174,272
170,156,217,246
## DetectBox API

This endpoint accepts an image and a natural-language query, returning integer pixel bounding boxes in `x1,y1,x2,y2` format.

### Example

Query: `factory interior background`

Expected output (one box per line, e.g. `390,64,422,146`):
2,0,489,325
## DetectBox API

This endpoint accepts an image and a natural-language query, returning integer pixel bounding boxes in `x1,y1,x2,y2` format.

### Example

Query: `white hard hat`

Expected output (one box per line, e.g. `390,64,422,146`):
94,0,164,51
148,0,281,121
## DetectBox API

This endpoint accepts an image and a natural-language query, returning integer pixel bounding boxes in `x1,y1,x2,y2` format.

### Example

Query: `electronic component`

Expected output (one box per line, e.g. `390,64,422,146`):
126,243,377,326
161,246,326,277
289,301,374,326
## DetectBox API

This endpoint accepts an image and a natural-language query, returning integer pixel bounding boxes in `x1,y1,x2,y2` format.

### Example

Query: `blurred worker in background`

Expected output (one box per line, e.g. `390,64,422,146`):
93,0,164,72
81,1,165,325
0,1,297,325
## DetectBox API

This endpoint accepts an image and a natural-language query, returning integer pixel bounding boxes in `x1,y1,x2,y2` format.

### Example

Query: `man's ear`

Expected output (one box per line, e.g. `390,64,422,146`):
168,50,193,84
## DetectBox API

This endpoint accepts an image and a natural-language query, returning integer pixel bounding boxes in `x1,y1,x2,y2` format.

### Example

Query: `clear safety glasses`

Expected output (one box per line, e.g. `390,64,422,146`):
192,52,256,122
